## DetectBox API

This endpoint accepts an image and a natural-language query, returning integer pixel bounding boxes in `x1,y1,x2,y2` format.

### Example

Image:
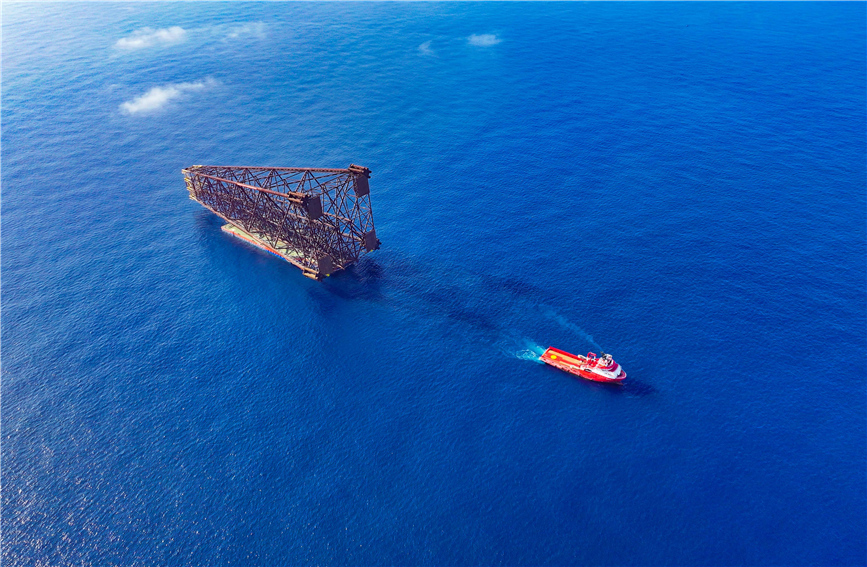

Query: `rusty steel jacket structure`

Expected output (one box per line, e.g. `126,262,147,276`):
183,164,379,279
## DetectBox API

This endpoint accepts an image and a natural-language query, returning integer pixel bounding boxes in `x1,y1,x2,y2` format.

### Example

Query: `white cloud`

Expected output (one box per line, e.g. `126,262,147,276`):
225,22,267,40
120,79,216,115
468,34,501,47
115,26,187,50
115,23,266,52
418,40,434,56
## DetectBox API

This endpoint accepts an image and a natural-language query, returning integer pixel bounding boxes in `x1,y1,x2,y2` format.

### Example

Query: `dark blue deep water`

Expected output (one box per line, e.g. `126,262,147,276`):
3,3,865,565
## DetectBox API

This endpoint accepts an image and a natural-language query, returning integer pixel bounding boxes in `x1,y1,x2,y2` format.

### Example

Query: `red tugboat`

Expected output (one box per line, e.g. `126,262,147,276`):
541,347,626,383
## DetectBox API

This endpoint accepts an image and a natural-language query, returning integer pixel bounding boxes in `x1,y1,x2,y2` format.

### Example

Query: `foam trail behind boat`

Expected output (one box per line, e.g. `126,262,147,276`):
542,307,603,351
499,336,546,364
516,348,544,363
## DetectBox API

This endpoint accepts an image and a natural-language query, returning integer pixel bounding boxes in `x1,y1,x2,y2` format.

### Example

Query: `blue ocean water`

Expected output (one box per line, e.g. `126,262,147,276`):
3,2,865,565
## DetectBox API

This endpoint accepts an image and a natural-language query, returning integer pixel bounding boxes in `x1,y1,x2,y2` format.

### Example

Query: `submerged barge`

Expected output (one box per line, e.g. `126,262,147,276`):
183,164,379,279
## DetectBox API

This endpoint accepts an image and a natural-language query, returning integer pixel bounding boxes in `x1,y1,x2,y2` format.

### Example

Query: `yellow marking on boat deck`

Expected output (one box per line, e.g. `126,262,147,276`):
553,352,583,365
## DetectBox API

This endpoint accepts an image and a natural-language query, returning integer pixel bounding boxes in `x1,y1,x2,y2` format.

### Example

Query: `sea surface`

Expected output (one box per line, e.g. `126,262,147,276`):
2,3,865,565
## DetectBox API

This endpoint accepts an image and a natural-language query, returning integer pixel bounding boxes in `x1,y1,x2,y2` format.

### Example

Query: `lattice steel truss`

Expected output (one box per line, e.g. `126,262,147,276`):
183,164,379,279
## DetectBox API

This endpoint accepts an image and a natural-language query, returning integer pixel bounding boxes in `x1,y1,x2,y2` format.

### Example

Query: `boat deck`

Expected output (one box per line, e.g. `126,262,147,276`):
541,347,586,366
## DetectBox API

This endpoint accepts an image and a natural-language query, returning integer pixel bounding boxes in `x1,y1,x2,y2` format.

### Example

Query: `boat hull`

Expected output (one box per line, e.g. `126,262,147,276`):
540,347,626,383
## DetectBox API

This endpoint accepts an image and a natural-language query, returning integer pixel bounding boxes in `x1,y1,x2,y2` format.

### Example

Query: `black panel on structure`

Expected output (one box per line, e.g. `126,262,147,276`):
354,174,370,197
306,196,323,219
363,229,380,252
318,255,334,276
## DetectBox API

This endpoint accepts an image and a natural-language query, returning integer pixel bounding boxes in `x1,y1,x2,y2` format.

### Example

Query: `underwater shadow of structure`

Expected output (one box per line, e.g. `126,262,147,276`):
480,273,549,303
419,289,501,333
318,258,386,302
315,253,503,334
